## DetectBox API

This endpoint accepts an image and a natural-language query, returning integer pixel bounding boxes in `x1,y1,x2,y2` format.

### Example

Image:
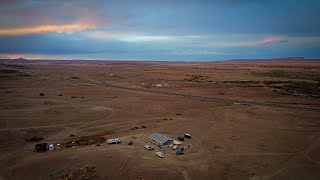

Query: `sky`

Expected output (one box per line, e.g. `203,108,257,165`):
0,0,320,61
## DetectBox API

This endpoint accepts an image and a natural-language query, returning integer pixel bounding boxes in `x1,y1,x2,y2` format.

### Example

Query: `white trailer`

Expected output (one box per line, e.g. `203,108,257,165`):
107,138,121,144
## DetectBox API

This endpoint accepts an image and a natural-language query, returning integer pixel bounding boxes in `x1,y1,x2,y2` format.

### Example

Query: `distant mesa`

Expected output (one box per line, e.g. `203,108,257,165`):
271,57,305,61
227,57,306,62
13,58,28,61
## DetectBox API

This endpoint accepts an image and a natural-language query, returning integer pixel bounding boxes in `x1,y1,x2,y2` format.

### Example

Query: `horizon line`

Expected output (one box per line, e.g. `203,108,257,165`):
1,56,318,63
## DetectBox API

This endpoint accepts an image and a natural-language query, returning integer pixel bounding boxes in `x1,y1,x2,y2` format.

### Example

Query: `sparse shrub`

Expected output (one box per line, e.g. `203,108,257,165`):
271,81,319,98
141,125,147,128
222,81,260,84
26,136,43,142
0,69,18,73
40,93,44,96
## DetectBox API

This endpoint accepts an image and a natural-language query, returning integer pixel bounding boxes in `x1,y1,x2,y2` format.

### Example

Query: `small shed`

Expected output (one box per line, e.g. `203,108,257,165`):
173,140,182,145
149,133,173,147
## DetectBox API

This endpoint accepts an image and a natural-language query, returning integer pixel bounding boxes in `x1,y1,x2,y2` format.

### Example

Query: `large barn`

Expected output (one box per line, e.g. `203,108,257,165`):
149,133,173,147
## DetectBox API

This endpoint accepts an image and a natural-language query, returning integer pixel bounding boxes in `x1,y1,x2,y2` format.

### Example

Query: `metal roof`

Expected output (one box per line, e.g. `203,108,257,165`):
149,133,172,144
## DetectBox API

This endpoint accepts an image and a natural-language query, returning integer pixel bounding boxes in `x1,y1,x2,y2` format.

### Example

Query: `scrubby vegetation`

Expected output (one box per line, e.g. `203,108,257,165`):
65,136,105,147
184,75,213,83
26,136,44,142
251,70,320,81
272,81,320,98
222,79,319,98
0,69,18,73
222,80,260,84
222,81,264,87
59,165,96,180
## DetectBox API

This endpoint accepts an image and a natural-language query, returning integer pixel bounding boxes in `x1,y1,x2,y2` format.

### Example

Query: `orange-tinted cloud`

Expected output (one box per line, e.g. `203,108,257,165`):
0,53,48,60
0,54,25,59
0,23,96,36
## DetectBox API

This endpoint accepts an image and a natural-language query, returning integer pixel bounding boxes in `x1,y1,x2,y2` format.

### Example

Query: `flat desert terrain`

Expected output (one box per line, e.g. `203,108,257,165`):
0,59,320,180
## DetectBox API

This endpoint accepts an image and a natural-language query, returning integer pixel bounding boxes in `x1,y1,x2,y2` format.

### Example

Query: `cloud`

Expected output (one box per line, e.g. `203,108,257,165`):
243,36,288,46
0,53,48,60
0,23,96,36
173,50,225,55
89,31,128,39
88,31,174,42
0,53,25,59
119,35,173,42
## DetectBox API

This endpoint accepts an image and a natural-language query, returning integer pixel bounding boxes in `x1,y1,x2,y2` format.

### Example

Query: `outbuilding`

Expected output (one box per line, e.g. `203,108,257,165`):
149,133,173,147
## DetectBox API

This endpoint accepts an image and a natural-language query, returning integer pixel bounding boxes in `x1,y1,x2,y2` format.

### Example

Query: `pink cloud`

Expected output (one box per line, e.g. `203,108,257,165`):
244,36,288,46
89,31,128,39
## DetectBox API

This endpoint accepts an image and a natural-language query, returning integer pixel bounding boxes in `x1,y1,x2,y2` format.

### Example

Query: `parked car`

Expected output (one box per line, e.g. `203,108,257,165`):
128,140,133,145
176,151,184,155
155,152,165,158
176,146,185,155
177,137,184,141
34,143,48,152
144,145,154,150
184,133,192,139
48,144,54,150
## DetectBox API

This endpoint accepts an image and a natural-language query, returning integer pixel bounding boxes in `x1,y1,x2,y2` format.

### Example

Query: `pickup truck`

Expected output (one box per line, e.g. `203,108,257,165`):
155,152,165,158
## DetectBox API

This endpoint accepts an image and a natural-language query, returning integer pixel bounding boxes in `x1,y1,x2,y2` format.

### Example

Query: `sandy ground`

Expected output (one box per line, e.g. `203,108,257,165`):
0,60,319,180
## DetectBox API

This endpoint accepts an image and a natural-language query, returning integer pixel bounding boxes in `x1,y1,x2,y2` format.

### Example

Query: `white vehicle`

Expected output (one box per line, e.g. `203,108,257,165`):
48,144,54,150
184,133,192,139
155,152,165,158
144,145,154,151
107,138,121,144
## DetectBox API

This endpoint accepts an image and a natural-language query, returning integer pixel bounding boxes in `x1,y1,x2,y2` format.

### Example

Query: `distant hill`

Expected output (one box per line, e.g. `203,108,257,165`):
0,57,318,65
271,57,305,61
225,57,310,63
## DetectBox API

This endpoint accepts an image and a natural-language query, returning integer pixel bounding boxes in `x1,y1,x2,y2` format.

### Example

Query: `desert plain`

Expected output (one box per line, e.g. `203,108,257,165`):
0,59,320,180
